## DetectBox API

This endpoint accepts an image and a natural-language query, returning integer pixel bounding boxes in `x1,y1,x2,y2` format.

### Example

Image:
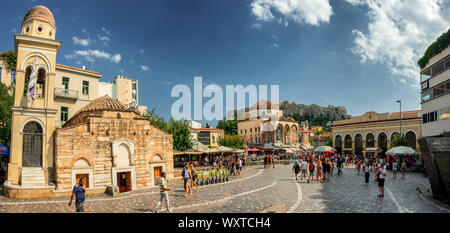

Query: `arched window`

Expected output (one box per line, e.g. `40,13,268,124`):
366,133,375,147
355,134,363,155
391,132,401,142
344,135,352,148
23,66,46,98
378,132,388,157
22,121,43,167
405,131,417,149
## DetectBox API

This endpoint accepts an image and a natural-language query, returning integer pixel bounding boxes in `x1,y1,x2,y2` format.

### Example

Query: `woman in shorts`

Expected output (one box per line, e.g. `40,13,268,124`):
189,164,199,193
184,164,193,197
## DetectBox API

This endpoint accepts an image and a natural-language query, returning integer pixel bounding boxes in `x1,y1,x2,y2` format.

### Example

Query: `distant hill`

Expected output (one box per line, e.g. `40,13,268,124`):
279,101,351,127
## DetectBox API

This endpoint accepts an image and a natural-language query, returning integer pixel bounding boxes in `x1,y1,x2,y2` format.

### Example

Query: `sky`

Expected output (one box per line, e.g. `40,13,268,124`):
1,0,449,125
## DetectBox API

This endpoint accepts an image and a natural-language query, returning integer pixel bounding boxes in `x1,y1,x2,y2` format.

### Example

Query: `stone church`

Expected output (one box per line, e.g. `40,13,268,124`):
4,6,173,198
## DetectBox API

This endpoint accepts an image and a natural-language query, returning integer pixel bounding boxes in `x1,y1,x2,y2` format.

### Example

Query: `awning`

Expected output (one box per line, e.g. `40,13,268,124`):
173,148,203,155
386,146,419,156
363,147,381,153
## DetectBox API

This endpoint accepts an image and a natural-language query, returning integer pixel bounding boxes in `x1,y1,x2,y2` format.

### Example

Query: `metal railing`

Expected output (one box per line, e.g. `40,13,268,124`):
54,88,78,99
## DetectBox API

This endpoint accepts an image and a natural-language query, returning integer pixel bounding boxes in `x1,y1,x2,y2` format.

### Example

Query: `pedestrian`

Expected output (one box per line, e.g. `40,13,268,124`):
293,160,300,181
68,177,86,212
308,160,315,183
236,158,242,177
154,172,173,213
356,160,361,175
231,158,236,175
327,159,333,179
337,156,343,175
401,160,406,179
184,164,193,198
377,163,387,197
322,158,328,181
317,160,322,182
392,160,398,178
364,164,370,184
300,159,307,180
182,163,187,191
189,164,199,193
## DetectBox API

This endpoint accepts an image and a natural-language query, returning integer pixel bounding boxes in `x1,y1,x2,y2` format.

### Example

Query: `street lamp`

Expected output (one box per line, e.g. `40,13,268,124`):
396,100,402,135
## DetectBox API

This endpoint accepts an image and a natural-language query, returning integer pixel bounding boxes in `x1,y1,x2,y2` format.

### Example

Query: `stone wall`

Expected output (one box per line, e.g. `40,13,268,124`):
54,111,173,191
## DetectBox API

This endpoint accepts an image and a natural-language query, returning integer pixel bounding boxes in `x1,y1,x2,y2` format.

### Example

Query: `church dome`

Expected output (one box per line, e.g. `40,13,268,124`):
76,95,139,114
23,5,55,27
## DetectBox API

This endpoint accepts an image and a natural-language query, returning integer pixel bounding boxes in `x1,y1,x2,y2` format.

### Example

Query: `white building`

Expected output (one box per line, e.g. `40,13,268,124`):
420,46,450,137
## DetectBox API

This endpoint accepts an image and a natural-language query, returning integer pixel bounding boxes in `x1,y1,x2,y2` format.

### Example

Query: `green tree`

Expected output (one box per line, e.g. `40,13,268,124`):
4,51,17,70
144,108,168,131
326,136,333,147
391,134,408,148
218,135,245,149
166,118,193,151
0,82,14,146
217,119,238,135
143,109,193,151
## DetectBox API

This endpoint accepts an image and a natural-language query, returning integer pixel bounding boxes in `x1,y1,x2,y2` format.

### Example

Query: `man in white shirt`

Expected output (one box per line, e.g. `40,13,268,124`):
301,159,308,180
377,163,387,197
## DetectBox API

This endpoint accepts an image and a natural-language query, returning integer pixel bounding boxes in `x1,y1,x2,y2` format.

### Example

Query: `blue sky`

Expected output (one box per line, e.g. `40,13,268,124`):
1,0,449,125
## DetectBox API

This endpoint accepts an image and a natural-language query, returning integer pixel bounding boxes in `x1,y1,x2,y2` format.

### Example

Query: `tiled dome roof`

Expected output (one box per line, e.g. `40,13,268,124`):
76,95,139,114
23,5,55,27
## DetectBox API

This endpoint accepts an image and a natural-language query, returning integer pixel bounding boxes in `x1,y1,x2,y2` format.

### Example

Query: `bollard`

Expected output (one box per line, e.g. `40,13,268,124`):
226,168,229,181
204,169,209,185
197,169,202,186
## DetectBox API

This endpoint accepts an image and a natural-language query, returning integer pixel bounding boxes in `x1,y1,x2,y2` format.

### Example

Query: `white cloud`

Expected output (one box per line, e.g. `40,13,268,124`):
65,54,75,59
98,35,110,42
250,0,333,26
140,65,150,71
72,37,91,47
270,43,279,48
74,49,122,63
272,34,279,41
140,49,145,54
102,27,110,35
347,0,450,88
250,23,263,29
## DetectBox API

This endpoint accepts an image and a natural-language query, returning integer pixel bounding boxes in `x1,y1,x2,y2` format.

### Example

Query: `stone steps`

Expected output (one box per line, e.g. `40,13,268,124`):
21,167,46,187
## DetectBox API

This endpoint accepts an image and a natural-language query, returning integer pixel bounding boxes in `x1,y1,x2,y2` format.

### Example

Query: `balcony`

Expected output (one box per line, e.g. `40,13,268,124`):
54,88,78,100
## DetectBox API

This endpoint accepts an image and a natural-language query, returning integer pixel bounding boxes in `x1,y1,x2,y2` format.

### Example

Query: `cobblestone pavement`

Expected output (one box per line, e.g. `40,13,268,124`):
0,163,449,213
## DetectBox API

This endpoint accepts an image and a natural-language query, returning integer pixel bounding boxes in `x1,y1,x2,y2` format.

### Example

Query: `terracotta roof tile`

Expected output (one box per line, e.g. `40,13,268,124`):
75,95,139,114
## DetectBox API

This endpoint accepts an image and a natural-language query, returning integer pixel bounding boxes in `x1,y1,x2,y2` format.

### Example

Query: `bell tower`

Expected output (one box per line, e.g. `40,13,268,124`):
7,5,61,191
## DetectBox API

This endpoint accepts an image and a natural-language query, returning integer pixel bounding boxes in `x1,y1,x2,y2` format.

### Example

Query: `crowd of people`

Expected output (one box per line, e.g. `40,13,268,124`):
291,152,414,197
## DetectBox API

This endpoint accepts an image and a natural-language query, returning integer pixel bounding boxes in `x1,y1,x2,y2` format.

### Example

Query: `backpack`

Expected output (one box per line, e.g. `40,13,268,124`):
309,163,315,172
181,168,186,177
294,163,300,173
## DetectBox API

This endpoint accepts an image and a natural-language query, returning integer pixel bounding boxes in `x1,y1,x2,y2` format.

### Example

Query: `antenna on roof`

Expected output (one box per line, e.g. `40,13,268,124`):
90,61,94,71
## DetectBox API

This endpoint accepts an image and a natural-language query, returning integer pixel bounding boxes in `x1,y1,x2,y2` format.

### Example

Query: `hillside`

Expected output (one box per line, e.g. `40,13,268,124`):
279,101,351,126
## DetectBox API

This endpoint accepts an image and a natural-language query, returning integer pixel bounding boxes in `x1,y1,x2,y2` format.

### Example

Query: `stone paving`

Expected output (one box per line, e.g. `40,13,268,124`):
0,163,449,213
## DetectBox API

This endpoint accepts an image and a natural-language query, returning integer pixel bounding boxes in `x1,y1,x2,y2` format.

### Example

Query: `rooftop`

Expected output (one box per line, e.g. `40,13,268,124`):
23,5,55,27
